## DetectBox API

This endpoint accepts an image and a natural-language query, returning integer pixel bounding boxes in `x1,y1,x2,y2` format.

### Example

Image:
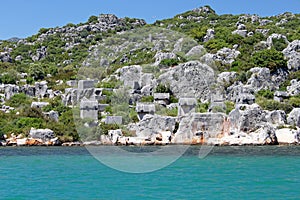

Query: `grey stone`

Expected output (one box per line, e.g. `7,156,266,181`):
158,61,215,100
66,80,78,87
136,103,155,120
108,129,123,144
31,102,49,109
266,33,289,49
154,93,170,106
35,81,48,98
229,104,267,132
274,91,289,102
287,108,300,127
260,19,273,26
43,110,59,122
186,45,206,58
178,98,197,117
128,114,176,137
154,52,177,66
203,29,215,42
232,30,248,37
29,128,54,140
283,40,300,71
80,98,98,120
287,79,300,96
266,110,287,125
255,29,269,36
105,116,122,125
15,55,23,61
78,80,95,90
4,84,19,100
0,52,12,62
217,72,237,85
213,47,240,65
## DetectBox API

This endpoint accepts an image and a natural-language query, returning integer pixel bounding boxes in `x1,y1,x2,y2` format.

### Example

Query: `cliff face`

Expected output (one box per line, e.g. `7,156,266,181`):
0,6,300,145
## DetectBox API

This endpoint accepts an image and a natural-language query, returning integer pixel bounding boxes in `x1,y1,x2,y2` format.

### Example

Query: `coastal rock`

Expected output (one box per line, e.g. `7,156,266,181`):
229,104,267,133
248,125,278,145
275,128,300,144
31,46,47,61
29,128,55,140
282,40,300,71
287,108,300,127
128,114,176,138
108,129,123,144
157,61,215,100
174,112,227,144
266,110,287,125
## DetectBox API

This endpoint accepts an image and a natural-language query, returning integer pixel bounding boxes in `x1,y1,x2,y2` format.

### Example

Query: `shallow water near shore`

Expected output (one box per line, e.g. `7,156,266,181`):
0,146,300,199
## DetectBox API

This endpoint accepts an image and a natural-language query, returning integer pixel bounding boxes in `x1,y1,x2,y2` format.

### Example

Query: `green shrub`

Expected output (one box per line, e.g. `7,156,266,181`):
251,49,287,72
256,89,274,99
140,95,154,102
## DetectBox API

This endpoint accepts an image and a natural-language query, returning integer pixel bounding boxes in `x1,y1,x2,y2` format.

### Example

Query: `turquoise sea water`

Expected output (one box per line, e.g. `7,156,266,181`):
0,146,300,200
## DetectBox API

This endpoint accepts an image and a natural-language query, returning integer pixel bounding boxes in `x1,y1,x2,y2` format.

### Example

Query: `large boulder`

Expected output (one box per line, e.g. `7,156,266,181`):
29,128,55,140
287,108,300,127
266,33,289,49
282,40,300,71
213,47,240,65
287,79,300,96
229,104,267,133
266,110,287,126
174,112,226,144
157,61,215,101
128,114,176,138
275,128,300,144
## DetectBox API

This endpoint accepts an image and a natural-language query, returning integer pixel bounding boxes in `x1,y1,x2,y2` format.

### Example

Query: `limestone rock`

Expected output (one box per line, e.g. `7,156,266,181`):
275,128,300,144
266,33,289,49
283,40,300,71
287,108,300,127
217,72,237,85
128,114,176,138
213,47,240,65
203,29,215,42
186,45,205,58
154,52,177,66
287,79,300,96
157,61,215,100
229,104,267,132
266,110,287,125
29,128,55,140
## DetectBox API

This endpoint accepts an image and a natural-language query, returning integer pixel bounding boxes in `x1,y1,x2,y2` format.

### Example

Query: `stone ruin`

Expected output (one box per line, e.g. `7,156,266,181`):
105,116,123,125
154,93,170,106
136,103,155,121
178,98,197,117
80,98,99,121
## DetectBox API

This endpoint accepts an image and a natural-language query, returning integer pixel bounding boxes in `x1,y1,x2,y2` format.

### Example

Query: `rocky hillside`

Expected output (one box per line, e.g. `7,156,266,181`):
0,6,300,146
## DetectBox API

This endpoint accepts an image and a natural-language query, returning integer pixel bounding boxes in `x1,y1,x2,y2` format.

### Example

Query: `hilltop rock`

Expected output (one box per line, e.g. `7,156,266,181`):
283,40,300,71
266,33,289,48
213,47,240,65
0,52,12,62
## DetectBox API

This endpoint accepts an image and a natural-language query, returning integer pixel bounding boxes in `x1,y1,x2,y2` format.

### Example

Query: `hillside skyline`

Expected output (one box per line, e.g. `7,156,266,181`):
1,0,300,40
